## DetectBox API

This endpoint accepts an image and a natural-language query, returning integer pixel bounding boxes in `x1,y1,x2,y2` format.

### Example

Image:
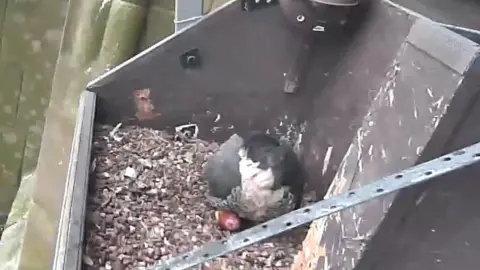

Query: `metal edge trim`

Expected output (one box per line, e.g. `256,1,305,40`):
52,90,96,270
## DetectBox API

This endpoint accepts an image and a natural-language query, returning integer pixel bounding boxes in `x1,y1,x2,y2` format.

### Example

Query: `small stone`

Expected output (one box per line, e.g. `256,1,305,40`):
105,214,114,224
83,255,94,266
137,181,148,189
85,125,309,269
124,167,137,178
146,188,158,195
112,260,124,270
138,158,153,168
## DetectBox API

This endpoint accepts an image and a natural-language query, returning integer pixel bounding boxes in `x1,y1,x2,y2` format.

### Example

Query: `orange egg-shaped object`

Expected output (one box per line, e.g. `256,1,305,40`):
215,211,241,231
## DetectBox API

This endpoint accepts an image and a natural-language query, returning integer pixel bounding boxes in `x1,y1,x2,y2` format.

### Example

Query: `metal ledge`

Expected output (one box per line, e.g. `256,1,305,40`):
52,91,96,270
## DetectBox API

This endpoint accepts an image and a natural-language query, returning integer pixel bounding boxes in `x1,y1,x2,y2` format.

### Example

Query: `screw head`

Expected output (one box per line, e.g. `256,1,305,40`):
296,15,305,22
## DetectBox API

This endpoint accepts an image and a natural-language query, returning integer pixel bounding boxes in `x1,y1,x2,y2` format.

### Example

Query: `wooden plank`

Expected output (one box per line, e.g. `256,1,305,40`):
389,0,480,31
406,18,479,74
357,58,480,270
292,19,480,270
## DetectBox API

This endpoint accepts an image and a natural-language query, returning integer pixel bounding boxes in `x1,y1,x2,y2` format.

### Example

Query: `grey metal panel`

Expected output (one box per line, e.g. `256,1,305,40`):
406,18,480,75
175,0,204,32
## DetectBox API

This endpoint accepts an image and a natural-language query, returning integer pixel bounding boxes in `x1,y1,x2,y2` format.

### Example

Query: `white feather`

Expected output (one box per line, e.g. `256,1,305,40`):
237,148,283,220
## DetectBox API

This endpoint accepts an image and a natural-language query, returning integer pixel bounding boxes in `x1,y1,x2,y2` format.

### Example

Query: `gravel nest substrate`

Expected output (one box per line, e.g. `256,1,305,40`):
83,124,315,270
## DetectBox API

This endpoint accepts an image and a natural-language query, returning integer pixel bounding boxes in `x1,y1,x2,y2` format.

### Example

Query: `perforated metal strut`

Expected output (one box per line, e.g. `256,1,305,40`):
149,142,480,270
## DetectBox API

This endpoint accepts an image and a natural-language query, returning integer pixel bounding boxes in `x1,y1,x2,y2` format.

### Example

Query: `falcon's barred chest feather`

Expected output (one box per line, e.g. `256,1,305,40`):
205,133,304,222
207,187,296,222
207,146,296,221
238,147,287,219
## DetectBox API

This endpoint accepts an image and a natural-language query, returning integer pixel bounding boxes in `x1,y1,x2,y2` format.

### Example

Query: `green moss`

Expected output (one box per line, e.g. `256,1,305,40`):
71,0,113,66
140,1,175,50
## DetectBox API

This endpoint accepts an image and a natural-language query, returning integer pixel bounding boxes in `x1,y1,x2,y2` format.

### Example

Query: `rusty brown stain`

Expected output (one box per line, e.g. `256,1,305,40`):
133,88,160,121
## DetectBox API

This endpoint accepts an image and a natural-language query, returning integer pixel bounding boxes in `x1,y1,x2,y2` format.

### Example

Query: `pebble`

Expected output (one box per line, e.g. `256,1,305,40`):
123,167,137,178
83,125,309,270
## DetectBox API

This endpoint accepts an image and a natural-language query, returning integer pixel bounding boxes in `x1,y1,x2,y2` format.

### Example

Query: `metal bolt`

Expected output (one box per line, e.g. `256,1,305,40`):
296,15,305,22
186,55,196,65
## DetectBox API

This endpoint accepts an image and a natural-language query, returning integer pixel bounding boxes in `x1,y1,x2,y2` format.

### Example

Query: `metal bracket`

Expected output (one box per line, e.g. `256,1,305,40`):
149,142,480,270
